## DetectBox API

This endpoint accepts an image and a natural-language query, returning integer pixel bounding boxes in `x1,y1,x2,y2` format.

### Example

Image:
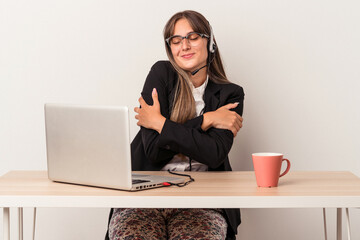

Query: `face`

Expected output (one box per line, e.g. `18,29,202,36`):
169,18,208,73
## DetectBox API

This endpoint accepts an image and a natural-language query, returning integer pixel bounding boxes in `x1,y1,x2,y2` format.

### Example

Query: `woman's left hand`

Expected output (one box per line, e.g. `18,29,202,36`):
134,88,166,134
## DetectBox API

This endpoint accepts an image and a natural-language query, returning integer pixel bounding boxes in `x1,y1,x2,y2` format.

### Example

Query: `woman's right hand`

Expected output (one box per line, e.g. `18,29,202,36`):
201,103,243,137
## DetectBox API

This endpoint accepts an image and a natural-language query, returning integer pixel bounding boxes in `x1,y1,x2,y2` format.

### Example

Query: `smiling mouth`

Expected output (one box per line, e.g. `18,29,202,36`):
181,53,194,59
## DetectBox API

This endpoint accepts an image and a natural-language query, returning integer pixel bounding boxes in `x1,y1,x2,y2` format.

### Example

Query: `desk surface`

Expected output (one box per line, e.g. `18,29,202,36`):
1,171,360,208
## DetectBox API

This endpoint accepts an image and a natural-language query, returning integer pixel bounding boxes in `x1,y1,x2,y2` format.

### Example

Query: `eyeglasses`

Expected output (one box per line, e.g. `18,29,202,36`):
166,32,209,48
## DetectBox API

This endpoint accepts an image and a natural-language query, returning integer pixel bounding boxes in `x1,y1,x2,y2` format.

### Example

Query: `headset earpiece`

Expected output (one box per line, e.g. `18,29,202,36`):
208,23,216,53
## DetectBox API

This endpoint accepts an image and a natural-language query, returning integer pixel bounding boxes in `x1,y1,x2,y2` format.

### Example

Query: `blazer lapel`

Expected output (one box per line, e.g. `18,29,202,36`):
204,80,221,112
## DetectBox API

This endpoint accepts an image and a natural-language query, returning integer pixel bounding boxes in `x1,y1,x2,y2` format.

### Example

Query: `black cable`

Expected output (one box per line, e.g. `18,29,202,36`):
165,169,195,187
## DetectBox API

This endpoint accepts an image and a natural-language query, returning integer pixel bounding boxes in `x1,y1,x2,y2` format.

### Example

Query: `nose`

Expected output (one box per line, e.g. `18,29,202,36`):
181,38,191,50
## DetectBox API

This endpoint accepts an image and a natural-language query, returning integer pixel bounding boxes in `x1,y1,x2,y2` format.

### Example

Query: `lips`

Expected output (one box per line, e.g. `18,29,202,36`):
181,53,194,59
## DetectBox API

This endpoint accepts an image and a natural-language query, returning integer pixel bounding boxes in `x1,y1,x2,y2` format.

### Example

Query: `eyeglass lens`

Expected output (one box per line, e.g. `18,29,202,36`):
169,33,203,47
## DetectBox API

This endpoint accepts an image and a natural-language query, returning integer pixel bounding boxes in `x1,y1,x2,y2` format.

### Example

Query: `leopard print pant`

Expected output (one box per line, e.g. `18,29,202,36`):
109,208,228,240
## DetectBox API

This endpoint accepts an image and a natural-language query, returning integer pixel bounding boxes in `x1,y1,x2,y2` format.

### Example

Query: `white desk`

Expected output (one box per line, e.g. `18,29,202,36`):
1,171,360,239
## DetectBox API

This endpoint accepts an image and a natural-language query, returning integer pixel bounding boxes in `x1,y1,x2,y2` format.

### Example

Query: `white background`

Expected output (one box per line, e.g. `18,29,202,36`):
1,0,360,239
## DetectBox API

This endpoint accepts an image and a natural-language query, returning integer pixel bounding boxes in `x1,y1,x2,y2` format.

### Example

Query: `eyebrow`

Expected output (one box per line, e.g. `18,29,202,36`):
171,31,195,37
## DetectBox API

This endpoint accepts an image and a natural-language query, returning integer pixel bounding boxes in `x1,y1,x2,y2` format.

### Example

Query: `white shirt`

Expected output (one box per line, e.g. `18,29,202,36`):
161,77,209,172
192,77,208,116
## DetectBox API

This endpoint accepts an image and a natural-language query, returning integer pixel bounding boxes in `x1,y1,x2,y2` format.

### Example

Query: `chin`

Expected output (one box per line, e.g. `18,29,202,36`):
177,64,195,72
178,61,201,72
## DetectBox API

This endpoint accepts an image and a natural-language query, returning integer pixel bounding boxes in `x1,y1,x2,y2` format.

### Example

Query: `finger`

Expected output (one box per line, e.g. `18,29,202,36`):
223,102,239,110
230,112,242,123
231,128,237,137
234,115,242,129
138,97,147,107
236,114,243,123
225,119,237,137
238,120,243,129
234,120,242,131
231,115,242,132
152,88,160,107
234,114,243,129
134,107,140,113
222,103,236,110
230,118,240,132
135,114,139,120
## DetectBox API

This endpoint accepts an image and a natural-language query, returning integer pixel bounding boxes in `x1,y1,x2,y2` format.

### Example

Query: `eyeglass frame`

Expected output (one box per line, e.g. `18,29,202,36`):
165,32,210,47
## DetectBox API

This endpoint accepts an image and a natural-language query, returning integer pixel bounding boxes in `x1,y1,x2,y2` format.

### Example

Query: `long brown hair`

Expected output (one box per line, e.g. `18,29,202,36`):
164,10,229,123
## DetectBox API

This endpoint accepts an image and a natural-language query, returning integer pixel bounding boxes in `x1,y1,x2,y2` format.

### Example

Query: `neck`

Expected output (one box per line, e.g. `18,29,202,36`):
189,67,207,88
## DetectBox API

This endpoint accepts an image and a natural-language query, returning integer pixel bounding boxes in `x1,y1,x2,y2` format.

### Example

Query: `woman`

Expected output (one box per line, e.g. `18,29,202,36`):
106,10,244,240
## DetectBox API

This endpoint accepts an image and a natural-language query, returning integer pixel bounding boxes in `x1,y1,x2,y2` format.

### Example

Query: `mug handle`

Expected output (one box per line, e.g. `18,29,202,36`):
279,159,291,178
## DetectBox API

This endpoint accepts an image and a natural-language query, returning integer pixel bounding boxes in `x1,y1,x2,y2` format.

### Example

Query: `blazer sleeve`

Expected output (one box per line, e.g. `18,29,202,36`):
139,61,244,169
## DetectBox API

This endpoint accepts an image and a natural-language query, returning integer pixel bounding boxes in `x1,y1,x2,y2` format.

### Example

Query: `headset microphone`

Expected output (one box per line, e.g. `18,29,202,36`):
191,22,216,76
191,64,208,75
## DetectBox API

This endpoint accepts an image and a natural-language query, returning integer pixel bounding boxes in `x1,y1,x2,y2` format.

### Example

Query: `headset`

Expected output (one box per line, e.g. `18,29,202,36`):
191,22,217,75
208,23,216,54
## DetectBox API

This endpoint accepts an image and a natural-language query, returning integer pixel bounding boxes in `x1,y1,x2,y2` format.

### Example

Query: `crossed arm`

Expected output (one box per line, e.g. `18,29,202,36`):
132,61,244,168
134,88,243,137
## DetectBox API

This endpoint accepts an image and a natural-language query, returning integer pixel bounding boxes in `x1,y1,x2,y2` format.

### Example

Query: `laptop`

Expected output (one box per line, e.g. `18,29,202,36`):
44,103,185,191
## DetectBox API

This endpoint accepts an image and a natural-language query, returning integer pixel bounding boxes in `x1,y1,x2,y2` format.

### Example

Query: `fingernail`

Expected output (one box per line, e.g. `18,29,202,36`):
152,88,157,95
234,102,239,105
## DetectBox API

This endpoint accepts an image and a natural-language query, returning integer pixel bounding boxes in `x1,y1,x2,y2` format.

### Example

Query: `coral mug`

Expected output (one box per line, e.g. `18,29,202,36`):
252,153,291,187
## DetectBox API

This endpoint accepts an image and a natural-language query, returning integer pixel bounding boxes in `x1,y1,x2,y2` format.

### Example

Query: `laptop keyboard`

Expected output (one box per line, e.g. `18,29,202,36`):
132,179,150,184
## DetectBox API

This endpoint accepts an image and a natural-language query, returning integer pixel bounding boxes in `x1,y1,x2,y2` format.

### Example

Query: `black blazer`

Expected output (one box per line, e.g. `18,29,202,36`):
106,61,244,240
